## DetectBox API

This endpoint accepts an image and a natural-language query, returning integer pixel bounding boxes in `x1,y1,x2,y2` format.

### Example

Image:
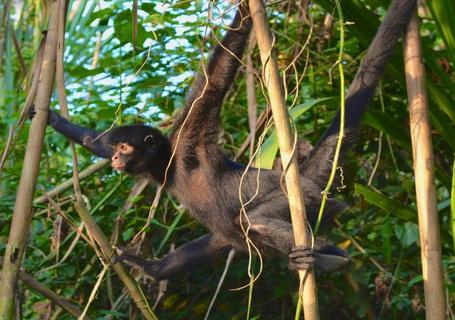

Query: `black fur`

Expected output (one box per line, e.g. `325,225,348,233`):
45,1,417,280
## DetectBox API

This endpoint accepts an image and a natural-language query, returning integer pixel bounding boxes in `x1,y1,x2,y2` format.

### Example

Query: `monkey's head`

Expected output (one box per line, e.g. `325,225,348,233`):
104,125,171,179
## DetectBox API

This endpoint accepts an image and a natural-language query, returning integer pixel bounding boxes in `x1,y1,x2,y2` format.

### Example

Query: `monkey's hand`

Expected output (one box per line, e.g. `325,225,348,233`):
115,248,159,282
27,105,59,125
27,105,37,120
288,246,315,271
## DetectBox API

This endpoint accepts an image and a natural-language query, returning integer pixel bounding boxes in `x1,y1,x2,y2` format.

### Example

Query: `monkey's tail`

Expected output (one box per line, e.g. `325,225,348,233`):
301,0,416,187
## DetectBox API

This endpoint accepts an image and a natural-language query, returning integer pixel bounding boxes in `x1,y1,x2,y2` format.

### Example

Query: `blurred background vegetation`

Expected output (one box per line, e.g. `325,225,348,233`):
0,0,454,319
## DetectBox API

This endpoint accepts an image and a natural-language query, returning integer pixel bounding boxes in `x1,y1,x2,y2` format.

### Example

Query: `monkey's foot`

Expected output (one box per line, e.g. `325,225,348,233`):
288,246,315,270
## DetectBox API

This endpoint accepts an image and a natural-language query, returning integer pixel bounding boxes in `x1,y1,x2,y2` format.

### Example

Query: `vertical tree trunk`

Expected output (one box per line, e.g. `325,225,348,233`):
403,13,446,320
0,0,59,316
248,1,320,319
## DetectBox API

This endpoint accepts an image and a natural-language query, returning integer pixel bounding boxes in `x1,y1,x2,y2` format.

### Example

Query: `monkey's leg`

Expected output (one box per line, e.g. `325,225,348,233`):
117,233,231,281
242,215,349,274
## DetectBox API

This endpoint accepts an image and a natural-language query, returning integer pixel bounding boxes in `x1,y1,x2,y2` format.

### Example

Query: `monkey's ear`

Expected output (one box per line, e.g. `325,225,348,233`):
143,134,159,146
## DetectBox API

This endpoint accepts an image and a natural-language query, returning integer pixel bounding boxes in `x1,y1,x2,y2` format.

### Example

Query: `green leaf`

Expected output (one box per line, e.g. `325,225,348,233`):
140,3,156,14
255,98,336,169
85,8,114,26
364,110,411,150
394,222,419,247
67,66,104,78
428,101,455,151
173,1,191,9
406,275,423,289
354,184,416,221
145,14,164,25
122,228,134,241
113,10,148,46
427,81,455,125
427,0,455,65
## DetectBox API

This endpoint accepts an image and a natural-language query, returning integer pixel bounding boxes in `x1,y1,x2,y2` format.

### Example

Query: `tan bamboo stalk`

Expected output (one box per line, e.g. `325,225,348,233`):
53,1,156,317
0,0,60,316
248,1,319,319
403,13,446,320
0,257,86,318
246,34,258,157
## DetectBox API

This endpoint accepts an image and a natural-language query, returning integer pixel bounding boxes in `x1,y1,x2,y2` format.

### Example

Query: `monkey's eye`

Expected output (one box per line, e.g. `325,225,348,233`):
118,143,134,154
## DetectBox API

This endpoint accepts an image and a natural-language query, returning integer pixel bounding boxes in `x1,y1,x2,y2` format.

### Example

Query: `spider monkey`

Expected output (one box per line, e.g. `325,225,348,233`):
37,0,416,280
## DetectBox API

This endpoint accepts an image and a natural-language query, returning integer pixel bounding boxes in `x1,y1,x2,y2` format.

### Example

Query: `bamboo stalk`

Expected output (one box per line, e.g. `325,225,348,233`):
246,34,258,157
0,0,59,316
403,13,446,320
248,1,319,319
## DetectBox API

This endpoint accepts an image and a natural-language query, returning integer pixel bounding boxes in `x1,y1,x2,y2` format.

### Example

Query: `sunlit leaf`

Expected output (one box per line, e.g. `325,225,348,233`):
255,98,336,169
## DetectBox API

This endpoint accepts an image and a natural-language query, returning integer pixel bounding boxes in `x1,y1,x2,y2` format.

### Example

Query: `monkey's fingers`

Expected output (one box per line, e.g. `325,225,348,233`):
289,244,350,274
288,246,315,270
115,251,159,281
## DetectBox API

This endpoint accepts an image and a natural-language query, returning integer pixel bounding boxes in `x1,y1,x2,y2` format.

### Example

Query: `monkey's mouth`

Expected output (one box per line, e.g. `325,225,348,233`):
112,161,126,171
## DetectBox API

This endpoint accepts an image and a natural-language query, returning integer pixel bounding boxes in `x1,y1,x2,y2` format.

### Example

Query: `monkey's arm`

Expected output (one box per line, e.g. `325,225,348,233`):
48,110,114,158
170,4,252,143
302,0,416,186
118,233,231,281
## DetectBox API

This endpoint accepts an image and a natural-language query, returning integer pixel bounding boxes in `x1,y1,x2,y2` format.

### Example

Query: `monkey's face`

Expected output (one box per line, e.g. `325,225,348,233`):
111,142,135,171
105,125,171,180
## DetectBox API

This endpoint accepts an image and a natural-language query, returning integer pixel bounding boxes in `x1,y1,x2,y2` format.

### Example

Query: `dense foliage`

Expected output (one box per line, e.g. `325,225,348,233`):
0,0,454,319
